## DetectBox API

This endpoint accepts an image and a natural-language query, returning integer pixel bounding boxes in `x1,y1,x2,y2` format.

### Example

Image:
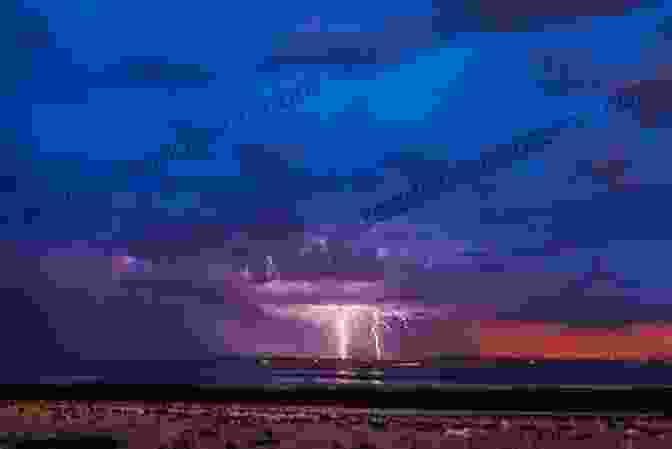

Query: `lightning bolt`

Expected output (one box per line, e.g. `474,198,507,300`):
301,304,411,360
371,308,384,360
338,306,350,360
265,255,279,280
258,298,441,360
391,309,410,330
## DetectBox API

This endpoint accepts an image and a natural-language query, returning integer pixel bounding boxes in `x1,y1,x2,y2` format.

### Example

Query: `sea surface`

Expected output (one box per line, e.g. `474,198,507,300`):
20,357,672,385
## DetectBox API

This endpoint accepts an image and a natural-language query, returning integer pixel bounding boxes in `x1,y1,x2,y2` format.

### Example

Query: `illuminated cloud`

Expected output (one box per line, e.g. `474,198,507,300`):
251,279,386,301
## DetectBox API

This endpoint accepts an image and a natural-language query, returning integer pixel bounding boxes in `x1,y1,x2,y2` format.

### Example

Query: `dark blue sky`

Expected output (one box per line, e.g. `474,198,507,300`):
3,0,672,366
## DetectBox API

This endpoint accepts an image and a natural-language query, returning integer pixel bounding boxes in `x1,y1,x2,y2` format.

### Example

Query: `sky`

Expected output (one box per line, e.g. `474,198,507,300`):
3,0,672,370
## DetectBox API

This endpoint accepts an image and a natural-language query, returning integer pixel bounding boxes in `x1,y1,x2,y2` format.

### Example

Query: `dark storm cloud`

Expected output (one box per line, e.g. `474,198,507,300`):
259,15,437,70
13,5,51,50
6,222,670,366
391,256,575,308
4,4,218,111
479,185,672,247
17,144,352,257
333,205,672,332
611,79,672,128
527,49,610,98
361,114,586,224
232,143,351,197
9,0,672,366
0,242,65,367
431,0,657,35
388,248,672,330
656,14,672,39
495,262,672,328
90,56,216,92
116,144,338,260
31,238,346,357
0,241,280,363
497,289,672,329
142,121,226,166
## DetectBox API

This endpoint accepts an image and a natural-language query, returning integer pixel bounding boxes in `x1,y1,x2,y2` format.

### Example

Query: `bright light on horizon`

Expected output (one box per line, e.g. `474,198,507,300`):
260,303,413,360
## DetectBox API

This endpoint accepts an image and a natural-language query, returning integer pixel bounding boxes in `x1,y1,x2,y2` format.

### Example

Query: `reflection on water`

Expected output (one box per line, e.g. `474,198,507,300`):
271,368,431,385
39,376,101,384
32,359,672,385
273,368,383,385
313,377,384,385
271,375,444,385
273,376,309,384
335,369,384,377
271,376,384,385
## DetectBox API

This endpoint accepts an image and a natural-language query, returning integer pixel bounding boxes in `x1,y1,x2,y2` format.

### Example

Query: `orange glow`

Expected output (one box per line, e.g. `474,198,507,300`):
477,321,672,360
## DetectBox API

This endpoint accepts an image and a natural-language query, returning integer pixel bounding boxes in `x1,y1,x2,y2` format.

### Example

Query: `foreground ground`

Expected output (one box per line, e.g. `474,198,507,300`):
0,401,670,448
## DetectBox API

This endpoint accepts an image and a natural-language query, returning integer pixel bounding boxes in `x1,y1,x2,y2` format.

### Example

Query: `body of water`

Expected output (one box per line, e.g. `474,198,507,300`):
20,357,672,385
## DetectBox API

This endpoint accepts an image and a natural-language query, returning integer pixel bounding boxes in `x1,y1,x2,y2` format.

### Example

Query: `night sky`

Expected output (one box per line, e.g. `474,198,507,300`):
4,0,672,371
